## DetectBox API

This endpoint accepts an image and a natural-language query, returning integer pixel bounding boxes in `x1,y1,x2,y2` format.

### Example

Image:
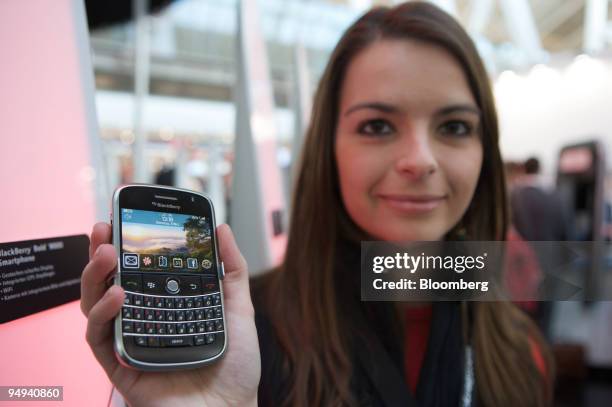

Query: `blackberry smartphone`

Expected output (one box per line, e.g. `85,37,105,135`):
112,184,227,371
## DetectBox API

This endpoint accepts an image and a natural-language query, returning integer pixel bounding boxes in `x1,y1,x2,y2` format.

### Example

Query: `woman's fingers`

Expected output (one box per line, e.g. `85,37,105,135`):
80,244,118,317
85,284,124,379
216,224,253,314
89,222,112,260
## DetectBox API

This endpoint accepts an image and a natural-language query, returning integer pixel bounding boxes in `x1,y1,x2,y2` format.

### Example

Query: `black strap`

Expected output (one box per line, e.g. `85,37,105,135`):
354,322,418,407
416,302,465,406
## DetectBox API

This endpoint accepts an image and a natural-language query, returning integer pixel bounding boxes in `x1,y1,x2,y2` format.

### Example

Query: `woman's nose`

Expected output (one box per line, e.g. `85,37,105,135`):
394,129,437,181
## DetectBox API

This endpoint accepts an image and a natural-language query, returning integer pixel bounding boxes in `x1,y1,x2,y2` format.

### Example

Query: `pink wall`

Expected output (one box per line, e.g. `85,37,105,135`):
0,0,97,243
0,1,111,405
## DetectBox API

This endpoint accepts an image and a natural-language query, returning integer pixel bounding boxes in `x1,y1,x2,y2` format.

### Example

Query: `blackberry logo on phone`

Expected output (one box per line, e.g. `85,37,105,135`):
112,184,226,371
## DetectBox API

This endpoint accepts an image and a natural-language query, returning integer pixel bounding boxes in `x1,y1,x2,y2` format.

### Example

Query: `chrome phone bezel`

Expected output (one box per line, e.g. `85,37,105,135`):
111,184,227,371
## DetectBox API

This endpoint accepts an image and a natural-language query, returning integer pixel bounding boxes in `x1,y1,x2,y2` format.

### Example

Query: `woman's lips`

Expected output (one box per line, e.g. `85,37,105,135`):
377,193,446,213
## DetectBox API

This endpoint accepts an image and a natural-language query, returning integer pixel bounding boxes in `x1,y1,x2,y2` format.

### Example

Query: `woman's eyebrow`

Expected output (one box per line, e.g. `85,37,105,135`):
343,102,481,118
343,101,399,116
435,104,481,117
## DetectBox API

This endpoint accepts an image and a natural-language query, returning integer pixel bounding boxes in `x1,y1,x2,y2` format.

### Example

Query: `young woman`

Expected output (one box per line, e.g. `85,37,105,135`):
81,2,552,406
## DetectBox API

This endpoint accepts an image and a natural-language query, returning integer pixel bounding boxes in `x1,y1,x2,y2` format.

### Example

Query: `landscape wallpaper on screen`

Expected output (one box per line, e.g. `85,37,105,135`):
121,208,213,271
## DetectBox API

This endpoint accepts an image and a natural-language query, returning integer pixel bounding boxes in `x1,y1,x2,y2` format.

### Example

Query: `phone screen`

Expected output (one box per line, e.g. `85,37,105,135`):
120,209,215,275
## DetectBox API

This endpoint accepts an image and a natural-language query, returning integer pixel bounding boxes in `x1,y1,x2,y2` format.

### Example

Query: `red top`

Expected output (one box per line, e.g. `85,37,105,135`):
403,305,433,394
403,306,547,394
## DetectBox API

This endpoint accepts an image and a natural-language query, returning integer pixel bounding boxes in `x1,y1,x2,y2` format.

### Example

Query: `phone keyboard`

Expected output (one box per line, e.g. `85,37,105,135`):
120,273,224,348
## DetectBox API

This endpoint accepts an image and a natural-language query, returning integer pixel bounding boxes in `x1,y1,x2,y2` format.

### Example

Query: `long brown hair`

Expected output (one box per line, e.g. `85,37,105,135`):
261,2,553,405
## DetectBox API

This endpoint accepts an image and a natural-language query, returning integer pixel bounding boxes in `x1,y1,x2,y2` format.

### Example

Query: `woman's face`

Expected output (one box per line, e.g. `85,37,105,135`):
335,39,483,241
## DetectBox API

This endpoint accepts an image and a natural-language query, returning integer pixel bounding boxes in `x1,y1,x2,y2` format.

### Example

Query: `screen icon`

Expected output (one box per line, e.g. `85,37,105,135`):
123,253,139,268
173,258,183,268
141,255,153,267
187,258,198,269
201,259,212,269
158,256,168,267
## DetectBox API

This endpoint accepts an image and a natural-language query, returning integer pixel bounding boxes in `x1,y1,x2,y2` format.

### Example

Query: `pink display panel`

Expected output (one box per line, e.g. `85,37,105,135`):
0,0,112,405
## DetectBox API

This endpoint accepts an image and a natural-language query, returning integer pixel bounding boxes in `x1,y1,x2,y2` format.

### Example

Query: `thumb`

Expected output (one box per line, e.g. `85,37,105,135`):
216,224,253,313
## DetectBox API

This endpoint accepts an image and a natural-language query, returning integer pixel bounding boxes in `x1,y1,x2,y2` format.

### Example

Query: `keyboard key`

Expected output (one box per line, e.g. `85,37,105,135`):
122,307,133,319
201,277,219,293
144,309,155,321
134,336,147,346
177,323,186,335
176,311,185,322
134,322,144,334
197,322,205,333
154,310,165,321
122,321,133,333
203,295,212,307
133,307,143,320
162,336,193,347
156,323,166,335
205,333,215,344
215,320,223,331
144,296,154,308
195,297,204,308
205,309,214,320
212,294,221,306
194,335,205,346
214,307,222,318
143,275,166,295
187,322,196,334
155,297,165,308
165,310,175,321
121,274,143,293
206,321,215,332
124,293,132,305
147,336,161,347
185,298,194,308
195,309,204,320
166,323,176,335
186,310,195,321
175,298,185,309
164,298,174,309
180,276,203,295
133,295,143,306
145,323,156,335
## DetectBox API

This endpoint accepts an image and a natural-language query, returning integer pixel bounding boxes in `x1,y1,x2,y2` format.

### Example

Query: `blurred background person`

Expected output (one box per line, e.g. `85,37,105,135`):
511,157,572,242
510,157,573,339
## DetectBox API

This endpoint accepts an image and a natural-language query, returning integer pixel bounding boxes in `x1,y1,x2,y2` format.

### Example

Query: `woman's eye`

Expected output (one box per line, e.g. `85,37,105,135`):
358,119,394,136
439,120,474,137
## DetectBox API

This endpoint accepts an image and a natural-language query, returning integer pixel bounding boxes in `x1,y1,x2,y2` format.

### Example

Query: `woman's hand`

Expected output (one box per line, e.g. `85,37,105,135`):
80,222,261,407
